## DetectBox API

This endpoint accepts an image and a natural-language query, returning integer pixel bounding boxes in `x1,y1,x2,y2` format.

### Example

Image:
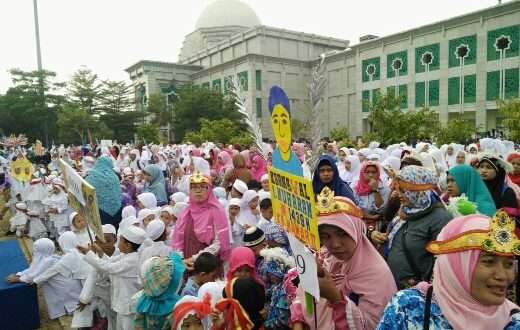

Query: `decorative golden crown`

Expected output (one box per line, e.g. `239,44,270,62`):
316,187,364,218
189,171,210,184
427,210,520,256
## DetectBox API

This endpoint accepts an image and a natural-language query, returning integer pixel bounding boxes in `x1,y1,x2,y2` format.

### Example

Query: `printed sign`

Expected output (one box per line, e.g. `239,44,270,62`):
268,166,319,251
60,160,104,242
288,233,320,300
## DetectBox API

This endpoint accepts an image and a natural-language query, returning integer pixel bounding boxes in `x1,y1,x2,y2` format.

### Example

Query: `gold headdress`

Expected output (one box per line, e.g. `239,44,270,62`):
427,210,520,256
316,187,364,218
189,171,210,184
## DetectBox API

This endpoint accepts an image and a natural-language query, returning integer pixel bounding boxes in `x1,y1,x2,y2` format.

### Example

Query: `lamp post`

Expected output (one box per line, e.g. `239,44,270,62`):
455,44,469,114
33,0,49,147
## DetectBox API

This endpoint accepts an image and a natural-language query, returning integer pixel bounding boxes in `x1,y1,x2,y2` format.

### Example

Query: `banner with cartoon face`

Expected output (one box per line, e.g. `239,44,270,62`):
10,157,34,183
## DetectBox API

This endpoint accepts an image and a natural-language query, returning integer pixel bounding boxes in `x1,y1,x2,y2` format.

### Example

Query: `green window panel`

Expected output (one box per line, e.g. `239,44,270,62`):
362,90,370,112
373,89,381,103
415,43,440,73
505,68,520,99
387,51,408,78
212,79,222,93
429,80,439,106
448,77,460,105
238,71,248,91
449,35,477,68
201,82,210,90
487,25,520,61
256,98,262,118
362,57,381,82
415,82,425,107
464,74,477,104
223,76,233,94
255,70,262,91
387,86,396,97
399,84,408,109
486,71,500,101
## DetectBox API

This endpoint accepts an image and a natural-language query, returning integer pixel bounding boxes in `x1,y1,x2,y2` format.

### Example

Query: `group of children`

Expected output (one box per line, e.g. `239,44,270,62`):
4,162,299,330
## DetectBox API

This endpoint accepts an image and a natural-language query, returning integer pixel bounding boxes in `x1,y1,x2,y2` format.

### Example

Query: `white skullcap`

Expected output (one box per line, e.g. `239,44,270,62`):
138,209,156,222
172,202,188,217
119,225,146,245
229,198,241,207
170,192,188,203
137,192,158,209
27,210,39,217
102,224,117,235
258,191,270,202
122,167,133,176
145,219,166,240
232,179,248,194
260,174,269,182
242,190,258,203
121,205,137,219
160,206,175,216
15,202,27,210
119,216,140,230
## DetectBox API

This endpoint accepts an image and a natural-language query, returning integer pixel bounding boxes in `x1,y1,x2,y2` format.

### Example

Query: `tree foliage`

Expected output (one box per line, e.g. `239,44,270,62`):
435,117,476,145
172,85,244,141
136,123,161,144
498,98,520,142
330,126,350,142
365,94,440,145
66,67,102,115
98,80,134,114
147,93,170,126
56,104,114,145
183,118,252,146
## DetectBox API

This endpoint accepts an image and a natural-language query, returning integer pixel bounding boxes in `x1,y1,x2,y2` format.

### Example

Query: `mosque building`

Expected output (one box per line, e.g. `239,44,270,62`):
125,0,520,139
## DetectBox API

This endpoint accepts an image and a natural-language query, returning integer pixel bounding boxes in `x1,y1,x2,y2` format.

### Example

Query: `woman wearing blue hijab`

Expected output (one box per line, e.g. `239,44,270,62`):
143,164,168,206
312,155,358,203
86,156,123,228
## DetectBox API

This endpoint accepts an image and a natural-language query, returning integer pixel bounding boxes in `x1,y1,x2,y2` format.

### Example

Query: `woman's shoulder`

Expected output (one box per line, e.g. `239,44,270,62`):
506,313,520,329
389,288,427,308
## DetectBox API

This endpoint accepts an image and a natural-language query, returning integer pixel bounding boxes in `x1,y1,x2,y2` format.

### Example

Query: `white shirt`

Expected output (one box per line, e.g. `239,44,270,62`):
138,241,172,267
84,251,141,315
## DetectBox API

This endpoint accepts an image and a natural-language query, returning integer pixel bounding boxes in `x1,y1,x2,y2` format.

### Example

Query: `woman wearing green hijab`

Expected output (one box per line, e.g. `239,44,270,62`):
446,164,496,216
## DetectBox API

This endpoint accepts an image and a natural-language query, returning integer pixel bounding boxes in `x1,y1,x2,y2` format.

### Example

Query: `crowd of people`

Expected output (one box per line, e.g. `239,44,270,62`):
1,137,520,329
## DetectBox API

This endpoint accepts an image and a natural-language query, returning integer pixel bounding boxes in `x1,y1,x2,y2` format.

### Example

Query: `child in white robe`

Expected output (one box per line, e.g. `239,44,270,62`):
69,212,92,245
27,209,48,240
78,224,118,330
139,219,172,267
80,225,146,330
42,178,70,237
10,202,28,237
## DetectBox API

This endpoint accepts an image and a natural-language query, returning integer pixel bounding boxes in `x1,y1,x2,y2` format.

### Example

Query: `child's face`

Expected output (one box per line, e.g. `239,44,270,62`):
261,179,269,191
199,270,218,284
97,233,116,256
181,314,203,330
118,236,133,254
136,201,145,210
160,211,173,225
248,197,259,210
230,188,242,199
229,205,240,217
143,215,155,228
260,206,272,220
73,214,87,231
232,265,253,279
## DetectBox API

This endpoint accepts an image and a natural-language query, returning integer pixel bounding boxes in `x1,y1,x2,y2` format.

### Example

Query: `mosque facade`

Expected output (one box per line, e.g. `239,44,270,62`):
125,0,520,140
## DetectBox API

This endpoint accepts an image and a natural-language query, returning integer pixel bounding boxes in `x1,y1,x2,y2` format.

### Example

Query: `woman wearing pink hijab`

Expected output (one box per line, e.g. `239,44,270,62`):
172,172,231,270
250,154,267,182
216,151,233,176
377,211,520,329
290,192,397,329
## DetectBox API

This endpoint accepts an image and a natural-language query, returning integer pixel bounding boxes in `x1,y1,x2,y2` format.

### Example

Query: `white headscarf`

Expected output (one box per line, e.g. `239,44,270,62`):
122,205,137,219
237,190,259,227
170,192,188,204
137,192,158,209
339,155,361,184
18,238,58,283
57,231,92,280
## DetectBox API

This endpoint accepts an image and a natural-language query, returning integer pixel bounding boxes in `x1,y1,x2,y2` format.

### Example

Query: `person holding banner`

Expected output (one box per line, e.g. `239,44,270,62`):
291,189,397,329
86,156,123,229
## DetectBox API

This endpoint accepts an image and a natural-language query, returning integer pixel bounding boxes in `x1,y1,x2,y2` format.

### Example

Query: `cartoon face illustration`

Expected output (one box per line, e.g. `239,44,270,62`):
271,104,292,159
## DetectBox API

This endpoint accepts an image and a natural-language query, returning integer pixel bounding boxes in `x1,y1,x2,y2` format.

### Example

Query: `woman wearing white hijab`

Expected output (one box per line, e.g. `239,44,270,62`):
8,238,58,284
339,155,361,185
237,190,260,228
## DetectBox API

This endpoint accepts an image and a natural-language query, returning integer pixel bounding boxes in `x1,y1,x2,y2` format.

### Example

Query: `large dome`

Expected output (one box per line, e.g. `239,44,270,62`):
195,0,261,29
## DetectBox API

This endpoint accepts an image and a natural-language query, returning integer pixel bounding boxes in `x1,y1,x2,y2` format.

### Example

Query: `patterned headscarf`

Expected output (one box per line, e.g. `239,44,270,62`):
135,253,185,316
397,165,438,216
264,223,291,253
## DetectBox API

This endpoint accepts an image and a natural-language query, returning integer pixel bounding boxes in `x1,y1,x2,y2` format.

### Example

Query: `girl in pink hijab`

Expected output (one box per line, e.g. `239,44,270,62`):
290,194,397,329
377,212,520,329
250,154,267,182
216,151,233,176
172,172,231,269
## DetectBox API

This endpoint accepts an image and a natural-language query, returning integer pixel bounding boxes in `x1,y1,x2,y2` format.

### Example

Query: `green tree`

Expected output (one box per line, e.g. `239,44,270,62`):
172,85,244,141
498,98,520,142
182,118,251,145
365,93,440,144
66,67,102,115
435,117,476,145
147,93,170,126
57,104,113,145
98,80,134,114
136,123,161,144
330,126,350,142
100,111,144,144
0,69,65,145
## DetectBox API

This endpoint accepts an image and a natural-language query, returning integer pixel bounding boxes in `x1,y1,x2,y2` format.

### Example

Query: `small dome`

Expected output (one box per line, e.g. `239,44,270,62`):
195,0,261,29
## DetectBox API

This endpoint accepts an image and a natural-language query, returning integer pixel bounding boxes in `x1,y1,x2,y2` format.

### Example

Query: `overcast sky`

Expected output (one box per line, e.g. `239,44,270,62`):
0,0,504,93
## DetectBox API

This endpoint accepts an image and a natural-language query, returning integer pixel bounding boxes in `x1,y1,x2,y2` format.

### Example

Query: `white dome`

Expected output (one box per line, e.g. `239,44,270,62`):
195,0,261,29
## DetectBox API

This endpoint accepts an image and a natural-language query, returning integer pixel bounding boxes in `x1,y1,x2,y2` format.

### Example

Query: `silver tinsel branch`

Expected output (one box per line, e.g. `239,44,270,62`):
306,55,327,171
229,77,266,159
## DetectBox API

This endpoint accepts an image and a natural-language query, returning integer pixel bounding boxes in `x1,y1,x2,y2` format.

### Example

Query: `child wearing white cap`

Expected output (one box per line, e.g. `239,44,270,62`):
80,225,146,330
230,179,248,199
10,202,28,237
138,219,172,267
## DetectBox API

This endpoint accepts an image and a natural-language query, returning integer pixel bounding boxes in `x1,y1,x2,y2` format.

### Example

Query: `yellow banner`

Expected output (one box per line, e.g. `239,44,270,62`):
268,167,320,251
60,160,104,243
